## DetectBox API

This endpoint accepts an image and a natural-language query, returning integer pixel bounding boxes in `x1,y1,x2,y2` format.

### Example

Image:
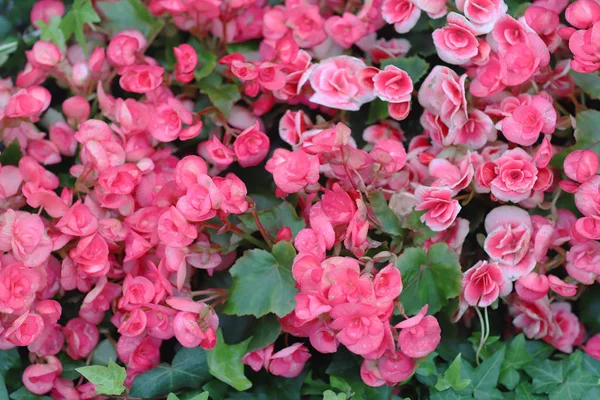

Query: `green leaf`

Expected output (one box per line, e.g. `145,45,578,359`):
0,36,19,68
366,98,389,124
323,390,347,400
9,386,52,400
582,353,600,376
402,210,437,241
92,339,118,366
199,83,240,118
129,347,211,398
548,369,598,400
0,349,20,378
500,334,534,390
515,383,546,400
469,347,506,399
57,353,85,380
524,360,567,394
206,329,252,391
60,0,101,57
368,191,404,236
96,0,164,39
436,354,471,392
552,110,600,167
167,393,209,400
396,243,462,315
238,201,305,238
76,360,126,396
572,71,600,100
189,39,217,81
38,16,66,52
247,314,281,352
0,375,8,400
0,141,22,166
223,241,298,318
381,56,430,84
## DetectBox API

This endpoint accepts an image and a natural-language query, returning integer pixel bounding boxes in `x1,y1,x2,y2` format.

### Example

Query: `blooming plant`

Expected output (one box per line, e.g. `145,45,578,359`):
3,0,600,399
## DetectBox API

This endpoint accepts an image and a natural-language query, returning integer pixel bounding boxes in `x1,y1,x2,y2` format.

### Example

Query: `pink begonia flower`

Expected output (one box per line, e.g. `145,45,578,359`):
26,40,62,70
565,240,600,284
308,56,376,111
119,65,164,93
107,30,146,68
23,356,62,395
370,139,408,174
63,318,99,360
173,44,198,83
242,343,274,372
585,333,600,360
373,264,403,302
5,312,45,346
62,96,90,122
500,95,556,146
0,210,53,268
565,0,600,29
414,185,461,232
157,206,198,247
325,12,367,49
149,98,193,143
373,65,413,103
548,275,578,297
564,150,599,183
485,148,542,203
378,350,415,384
543,302,584,353
213,173,249,214
268,343,311,378
462,260,509,307
321,183,357,226
509,295,555,340
395,305,441,358
4,86,51,119
575,175,600,219
167,297,218,350
30,0,65,28
79,277,121,325
176,175,222,221
233,122,270,168
418,66,467,126
515,273,550,301
174,155,208,189
484,206,536,279
433,13,480,65
330,303,385,356
456,0,508,33
28,324,64,357
35,300,62,325
265,149,320,194
69,233,110,277
309,321,339,354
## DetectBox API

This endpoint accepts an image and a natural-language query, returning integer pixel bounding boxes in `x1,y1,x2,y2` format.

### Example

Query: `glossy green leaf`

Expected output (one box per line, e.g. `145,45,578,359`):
76,360,126,396
96,0,164,39
57,353,85,380
167,392,209,400
381,56,430,84
436,354,471,392
369,191,404,236
206,330,252,391
129,346,211,398
396,243,462,315
223,241,298,318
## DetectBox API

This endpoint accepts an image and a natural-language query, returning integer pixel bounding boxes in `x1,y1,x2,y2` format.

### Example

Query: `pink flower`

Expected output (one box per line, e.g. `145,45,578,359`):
548,275,578,297
565,0,600,29
268,343,311,378
174,44,198,83
585,333,600,360
117,308,148,337
119,65,164,93
30,0,65,28
22,356,62,395
433,13,480,65
10,212,52,267
265,149,320,194
373,65,413,103
176,176,222,221
344,200,370,257
565,241,600,284
149,98,193,142
564,150,599,184
62,96,90,122
26,40,62,69
69,233,110,277
395,305,441,358
309,56,376,111
107,30,146,68
309,322,339,353
509,296,555,339
233,122,270,167
213,173,248,214
5,312,45,346
330,303,385,356
168,297,218,349
543,302,583,353
4,86,51,119
462,261,508,307
456,0,507,33
418,66,467,126
321,183,356,226
373,264,403,302
286,5,327,48
484,206,535,279
204,136,235,166
378,350,415,384
56,201,98,237
575,175,600,219
382,0,421,34
63,318,99,360
242,343,274,372
487,148,540,203
325,12,367,49
500,95,556,146
414,186,461,231
515,273,550,301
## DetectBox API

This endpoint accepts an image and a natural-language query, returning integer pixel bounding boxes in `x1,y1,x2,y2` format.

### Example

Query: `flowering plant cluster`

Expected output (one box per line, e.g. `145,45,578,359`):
2,0,600,399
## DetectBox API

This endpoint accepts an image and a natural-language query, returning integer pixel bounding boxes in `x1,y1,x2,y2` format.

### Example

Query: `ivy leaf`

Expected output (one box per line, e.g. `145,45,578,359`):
548,369,598,400
524,359,567,394
129,347,211,398
76,360,126,396
206,329,252,391
500,334,533,390
92,339,118,366
381,56,430,84
368,191,404,236
515,383,546,400
0,141,22,166
198,83,240,118
96,0,164,39
572,72,600,100
238,201,305,238
60,0,100,57
223,241,298,318
435,354,471,392
247,314,281,352
396,243,462,315
469,347,506,398
366,98,389,124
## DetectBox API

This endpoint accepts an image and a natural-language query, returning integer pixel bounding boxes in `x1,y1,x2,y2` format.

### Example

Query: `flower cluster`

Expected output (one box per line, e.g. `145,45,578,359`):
2,0,600,398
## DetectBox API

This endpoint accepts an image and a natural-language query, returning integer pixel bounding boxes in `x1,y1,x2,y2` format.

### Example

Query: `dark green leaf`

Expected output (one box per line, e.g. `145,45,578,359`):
572,71,600,100
0,349,20,378
381,56,430,84
223,241,298,318
206,329,252,391
0,36,20,67
0,141,22,166
199,84,240,118
524,359,566,394
92,339,118,366
500,334,533,390
238,201,305,238
0,375,8,400
369,191,404,236
189,40,217,81
60,0,101,56
469,347,506,399
436,354,471,392
247,314,281,352
326,349,363,382
552,110,600,167
202,380,230,400
169,392,209,400
366,98,389,124
96,0,163,39
396,243,462,315
129,347,211,398
548,370,598,400
515,383,547,400
57,353,85,380
9,386,52,400
76,360,126,396
583,353,600,376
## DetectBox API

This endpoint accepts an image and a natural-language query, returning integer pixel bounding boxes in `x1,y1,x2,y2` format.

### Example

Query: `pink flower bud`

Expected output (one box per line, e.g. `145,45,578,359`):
62,96,90,122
